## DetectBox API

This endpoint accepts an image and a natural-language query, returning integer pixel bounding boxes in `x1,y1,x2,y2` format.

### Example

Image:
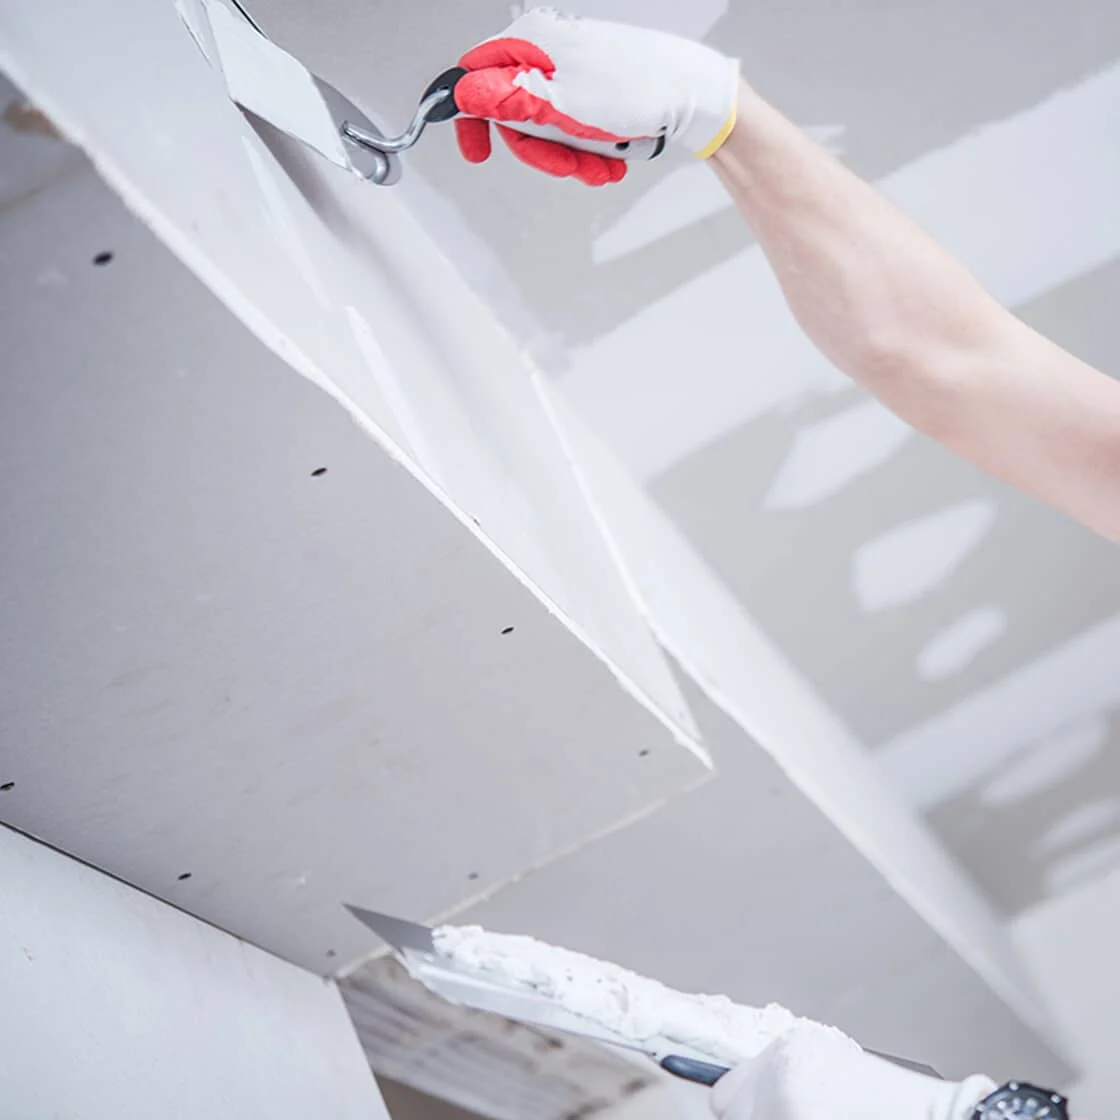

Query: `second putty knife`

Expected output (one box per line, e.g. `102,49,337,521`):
345,905,940,1086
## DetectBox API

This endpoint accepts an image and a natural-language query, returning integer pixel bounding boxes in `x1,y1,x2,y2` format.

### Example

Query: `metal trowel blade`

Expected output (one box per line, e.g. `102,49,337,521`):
344,906,940,1080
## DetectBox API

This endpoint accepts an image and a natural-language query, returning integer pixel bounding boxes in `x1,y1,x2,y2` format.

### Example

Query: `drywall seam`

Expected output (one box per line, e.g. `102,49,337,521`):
0,26,708,767
335,762,715,980
541,388,1066,1056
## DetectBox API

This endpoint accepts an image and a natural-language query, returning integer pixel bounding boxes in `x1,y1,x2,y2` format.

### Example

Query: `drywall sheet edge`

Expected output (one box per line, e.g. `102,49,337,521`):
543,387,1069,1059
0,0,704,763
0,824,384,1119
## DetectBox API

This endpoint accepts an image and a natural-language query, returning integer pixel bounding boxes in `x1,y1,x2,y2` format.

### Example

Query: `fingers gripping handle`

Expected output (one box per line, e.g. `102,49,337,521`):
423,66,665,160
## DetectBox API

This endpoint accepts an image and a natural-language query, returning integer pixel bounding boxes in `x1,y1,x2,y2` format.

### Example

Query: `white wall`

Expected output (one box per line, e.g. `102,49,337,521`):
0,824,384,1119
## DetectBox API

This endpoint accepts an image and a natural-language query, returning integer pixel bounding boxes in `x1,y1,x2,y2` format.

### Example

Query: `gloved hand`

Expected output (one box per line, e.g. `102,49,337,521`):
452,7,739,185
710,1021,996,1120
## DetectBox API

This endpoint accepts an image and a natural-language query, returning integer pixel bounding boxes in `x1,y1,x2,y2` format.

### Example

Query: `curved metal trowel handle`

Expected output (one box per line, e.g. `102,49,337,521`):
422,65,665,161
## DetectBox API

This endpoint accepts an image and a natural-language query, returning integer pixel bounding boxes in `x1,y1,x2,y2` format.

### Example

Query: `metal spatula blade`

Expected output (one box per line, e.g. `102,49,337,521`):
345,905,437,955
344,906,939,1084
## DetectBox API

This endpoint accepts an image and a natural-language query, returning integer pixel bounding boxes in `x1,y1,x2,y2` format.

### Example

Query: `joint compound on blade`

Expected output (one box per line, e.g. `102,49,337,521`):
433,925,848,1066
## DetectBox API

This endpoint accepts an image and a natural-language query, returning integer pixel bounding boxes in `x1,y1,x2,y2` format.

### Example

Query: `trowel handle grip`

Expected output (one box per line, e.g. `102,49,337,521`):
659,1054,730,1086
422,66,664,161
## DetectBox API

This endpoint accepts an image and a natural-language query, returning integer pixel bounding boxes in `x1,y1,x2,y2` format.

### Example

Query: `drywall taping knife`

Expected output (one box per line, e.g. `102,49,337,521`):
339,67,666,168
345,905,940,1086
176,0,659,186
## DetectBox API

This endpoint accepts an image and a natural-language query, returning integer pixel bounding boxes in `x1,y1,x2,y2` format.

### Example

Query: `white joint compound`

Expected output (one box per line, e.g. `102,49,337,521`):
434,924,847,1066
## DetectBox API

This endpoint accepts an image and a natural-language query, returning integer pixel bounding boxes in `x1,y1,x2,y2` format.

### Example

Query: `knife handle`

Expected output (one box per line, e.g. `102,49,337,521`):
419,66,665,161
659,1054,730,1086
659,1047,939,1088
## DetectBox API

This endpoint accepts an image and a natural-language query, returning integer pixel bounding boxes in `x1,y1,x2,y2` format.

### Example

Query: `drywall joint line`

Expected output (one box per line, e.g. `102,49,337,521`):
0,44,708,772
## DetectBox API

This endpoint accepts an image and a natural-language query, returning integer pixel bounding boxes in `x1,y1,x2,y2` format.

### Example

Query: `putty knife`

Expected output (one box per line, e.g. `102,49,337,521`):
178,0,661,187
341,66,666,167
345,905,940,1086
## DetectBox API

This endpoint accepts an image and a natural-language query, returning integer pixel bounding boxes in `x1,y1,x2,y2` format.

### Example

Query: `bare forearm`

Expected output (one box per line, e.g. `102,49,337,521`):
710,82,1120,539
710,82,1005,427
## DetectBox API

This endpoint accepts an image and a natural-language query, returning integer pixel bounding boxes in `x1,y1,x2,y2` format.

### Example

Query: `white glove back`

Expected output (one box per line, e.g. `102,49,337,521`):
710,1021,996,1120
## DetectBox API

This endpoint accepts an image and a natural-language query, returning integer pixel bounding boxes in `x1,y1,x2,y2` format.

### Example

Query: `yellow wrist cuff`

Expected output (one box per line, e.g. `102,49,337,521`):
694,104,738,160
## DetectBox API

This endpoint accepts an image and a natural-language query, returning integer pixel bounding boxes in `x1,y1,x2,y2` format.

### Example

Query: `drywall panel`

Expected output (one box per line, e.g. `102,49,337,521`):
0,159,704,972
451,675,1074,1085
0,0,700,759
250,0,1120,924
0,824,383,1119
545,392,1056,1037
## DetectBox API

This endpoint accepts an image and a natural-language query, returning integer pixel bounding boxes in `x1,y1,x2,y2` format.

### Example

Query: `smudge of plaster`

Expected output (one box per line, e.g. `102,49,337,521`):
878,614,1120,810
916,605,1007,682
1037,800,1120,856
399,168,546,361
593,163,731,264
3,98,61,140
241,138,330,307
345,306,443,488
851,499,995,613
764,398,911,510
1043,834,1120,896
978,716,1109,808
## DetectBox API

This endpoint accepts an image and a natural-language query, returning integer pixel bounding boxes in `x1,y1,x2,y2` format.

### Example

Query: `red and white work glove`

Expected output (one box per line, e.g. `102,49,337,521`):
452,7,740,185
710,1022,996,1120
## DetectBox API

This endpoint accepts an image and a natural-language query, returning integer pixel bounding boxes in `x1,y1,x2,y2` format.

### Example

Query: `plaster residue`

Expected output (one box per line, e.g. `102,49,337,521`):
242,139,330,307
852,499,995,612
1043,834,1120,896
916,605,1007,682
1037,800,1120,856
434,924,832,1065
878,614,1120,810
765,398,911,510
978,715,1109,808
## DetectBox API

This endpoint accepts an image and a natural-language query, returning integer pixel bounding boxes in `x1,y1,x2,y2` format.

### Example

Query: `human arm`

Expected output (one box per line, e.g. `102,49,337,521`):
451,10,1120,541
709,84,1120,541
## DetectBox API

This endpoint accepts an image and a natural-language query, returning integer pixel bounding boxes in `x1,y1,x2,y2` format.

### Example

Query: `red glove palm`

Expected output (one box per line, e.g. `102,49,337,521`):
451,9,739,187
453,38,627,186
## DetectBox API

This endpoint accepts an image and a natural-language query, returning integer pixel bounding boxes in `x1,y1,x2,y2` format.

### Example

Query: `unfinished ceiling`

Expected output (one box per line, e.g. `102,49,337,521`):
0,84,708,968
0,0,1107,1097
248,0,1120,915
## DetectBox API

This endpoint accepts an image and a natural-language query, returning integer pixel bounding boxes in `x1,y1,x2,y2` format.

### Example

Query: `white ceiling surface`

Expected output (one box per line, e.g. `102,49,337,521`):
451,675,1072,1085
245,0,1120,914
0,104,708,970
0,161,1074,1090
0,0,704,763
0,3,1080,1089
